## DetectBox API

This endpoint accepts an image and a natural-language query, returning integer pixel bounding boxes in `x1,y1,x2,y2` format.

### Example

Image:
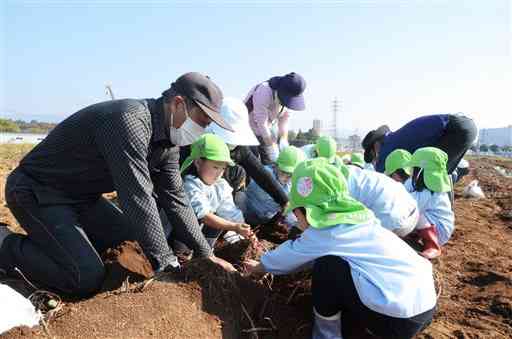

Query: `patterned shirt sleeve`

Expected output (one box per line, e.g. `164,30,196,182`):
93,105,175,270
238,146,288,206
153,163,213,257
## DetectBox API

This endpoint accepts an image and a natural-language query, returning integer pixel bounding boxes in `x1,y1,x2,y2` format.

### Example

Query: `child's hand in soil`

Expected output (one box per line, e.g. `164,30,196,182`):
243,259,265,276
209,255,237,273
235,223,254,238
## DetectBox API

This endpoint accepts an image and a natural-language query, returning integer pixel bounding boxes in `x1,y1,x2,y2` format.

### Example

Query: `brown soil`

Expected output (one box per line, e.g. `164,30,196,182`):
100,241,155,292
1,153,512,338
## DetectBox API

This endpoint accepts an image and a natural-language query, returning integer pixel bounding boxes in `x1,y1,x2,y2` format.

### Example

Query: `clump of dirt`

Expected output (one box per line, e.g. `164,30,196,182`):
100,241,154,292
214,238,274,268
210,241,312,338
255,221,290,244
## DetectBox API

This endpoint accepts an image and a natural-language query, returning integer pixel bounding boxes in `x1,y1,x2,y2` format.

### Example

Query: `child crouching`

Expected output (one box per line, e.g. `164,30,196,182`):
241,146,305,229
181,134,254,248
385,147,455,259
244,158,436,339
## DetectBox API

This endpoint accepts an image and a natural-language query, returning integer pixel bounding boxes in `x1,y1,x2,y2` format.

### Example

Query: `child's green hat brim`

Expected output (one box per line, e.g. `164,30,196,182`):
384,149,412,176
408,147,451,192
180,134,235,173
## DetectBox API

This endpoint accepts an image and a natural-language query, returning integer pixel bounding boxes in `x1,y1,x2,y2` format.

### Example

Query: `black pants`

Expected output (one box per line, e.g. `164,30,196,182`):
434,114,477,173
312,256,435,339
0,171,141,297
250,136,274,166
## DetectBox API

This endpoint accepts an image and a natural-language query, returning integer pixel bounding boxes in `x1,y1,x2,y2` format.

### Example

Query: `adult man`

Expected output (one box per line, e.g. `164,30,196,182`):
0,72,234,297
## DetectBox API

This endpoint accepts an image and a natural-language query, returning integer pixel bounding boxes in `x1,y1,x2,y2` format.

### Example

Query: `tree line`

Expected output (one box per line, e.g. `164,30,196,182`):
0,118,56,134
472,144,512,153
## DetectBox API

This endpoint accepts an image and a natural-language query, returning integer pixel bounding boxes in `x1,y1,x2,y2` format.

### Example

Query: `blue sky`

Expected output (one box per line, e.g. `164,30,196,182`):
1,0,510,137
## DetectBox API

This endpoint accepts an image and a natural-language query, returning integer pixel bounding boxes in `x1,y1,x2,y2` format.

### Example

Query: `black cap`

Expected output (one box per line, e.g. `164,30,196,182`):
362,125,391,162
172,72,233,132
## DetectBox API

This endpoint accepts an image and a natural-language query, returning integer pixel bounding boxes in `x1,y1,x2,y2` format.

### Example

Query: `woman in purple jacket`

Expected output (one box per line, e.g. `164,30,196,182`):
244,72,306,165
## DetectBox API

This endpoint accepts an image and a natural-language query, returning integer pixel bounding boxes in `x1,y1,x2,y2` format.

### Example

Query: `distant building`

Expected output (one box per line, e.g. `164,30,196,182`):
312,119,322,135
479,126,512,147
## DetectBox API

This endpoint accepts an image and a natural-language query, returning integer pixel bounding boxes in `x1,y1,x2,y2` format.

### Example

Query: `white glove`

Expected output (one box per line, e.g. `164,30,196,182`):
264,144,279,162
278,138,289,151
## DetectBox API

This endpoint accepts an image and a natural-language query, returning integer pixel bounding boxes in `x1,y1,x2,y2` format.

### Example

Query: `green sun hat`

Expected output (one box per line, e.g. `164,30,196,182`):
180,133,235,173
285,158,373,229
385,149,412,176
315,136,337,163
350,153,365,168
408,147,451,193
276,146,305,174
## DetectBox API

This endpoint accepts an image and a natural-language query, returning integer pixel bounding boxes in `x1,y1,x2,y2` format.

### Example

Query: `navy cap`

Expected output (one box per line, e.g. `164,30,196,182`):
276,72,306,111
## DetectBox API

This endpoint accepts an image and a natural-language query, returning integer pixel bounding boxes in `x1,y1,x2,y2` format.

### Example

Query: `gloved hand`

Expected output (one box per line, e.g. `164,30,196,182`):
157,258,181,274
278,138,289,151
263,143,279,162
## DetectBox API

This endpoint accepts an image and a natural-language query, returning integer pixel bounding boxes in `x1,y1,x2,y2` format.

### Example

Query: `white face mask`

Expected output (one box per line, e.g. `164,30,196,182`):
169,102,206,146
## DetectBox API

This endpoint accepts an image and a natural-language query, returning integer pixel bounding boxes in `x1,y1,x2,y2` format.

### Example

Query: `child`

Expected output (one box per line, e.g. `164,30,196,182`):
405,147,455,259
348,152,365,169
242,146,305,229
304,140,417,237
345,164,419,237
314,136,350,178
244,158,436,339
181,134,254,247
302,136,343,165
385,149,412,183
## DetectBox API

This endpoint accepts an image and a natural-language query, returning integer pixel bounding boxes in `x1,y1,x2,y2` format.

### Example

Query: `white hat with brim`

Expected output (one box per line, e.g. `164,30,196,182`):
205,97,259,146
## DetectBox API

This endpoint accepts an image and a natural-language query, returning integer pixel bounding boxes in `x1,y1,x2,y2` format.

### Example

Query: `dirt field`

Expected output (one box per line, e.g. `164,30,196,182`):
0,145,511,338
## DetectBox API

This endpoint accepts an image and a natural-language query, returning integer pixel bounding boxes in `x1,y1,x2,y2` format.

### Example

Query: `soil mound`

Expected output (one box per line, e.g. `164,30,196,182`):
100,240,154,291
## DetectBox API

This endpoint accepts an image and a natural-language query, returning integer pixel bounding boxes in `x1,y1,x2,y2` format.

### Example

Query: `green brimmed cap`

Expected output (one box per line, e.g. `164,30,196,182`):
276,146,305,174
408,147,451,192
315,136,337,163
285,158,373,229
384,149,412,176
350,153,364,168
180,133,235,173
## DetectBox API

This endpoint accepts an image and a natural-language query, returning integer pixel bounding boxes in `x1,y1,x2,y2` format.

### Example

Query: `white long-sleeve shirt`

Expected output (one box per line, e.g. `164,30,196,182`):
184,175,244,223
405,179,455,245
261,219,437,318
346,166,418,235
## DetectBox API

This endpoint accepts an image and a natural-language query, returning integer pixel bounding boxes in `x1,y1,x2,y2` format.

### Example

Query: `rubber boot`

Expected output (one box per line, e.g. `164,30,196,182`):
418,226,441,259
312,308,343,339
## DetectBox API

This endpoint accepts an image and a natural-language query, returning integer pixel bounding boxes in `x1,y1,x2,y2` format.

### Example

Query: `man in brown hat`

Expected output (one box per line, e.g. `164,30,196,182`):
0,72,235,296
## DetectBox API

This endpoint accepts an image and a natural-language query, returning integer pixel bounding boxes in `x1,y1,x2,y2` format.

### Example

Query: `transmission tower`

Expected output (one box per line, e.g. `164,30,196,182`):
105,83,115,100
331,97,341,142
